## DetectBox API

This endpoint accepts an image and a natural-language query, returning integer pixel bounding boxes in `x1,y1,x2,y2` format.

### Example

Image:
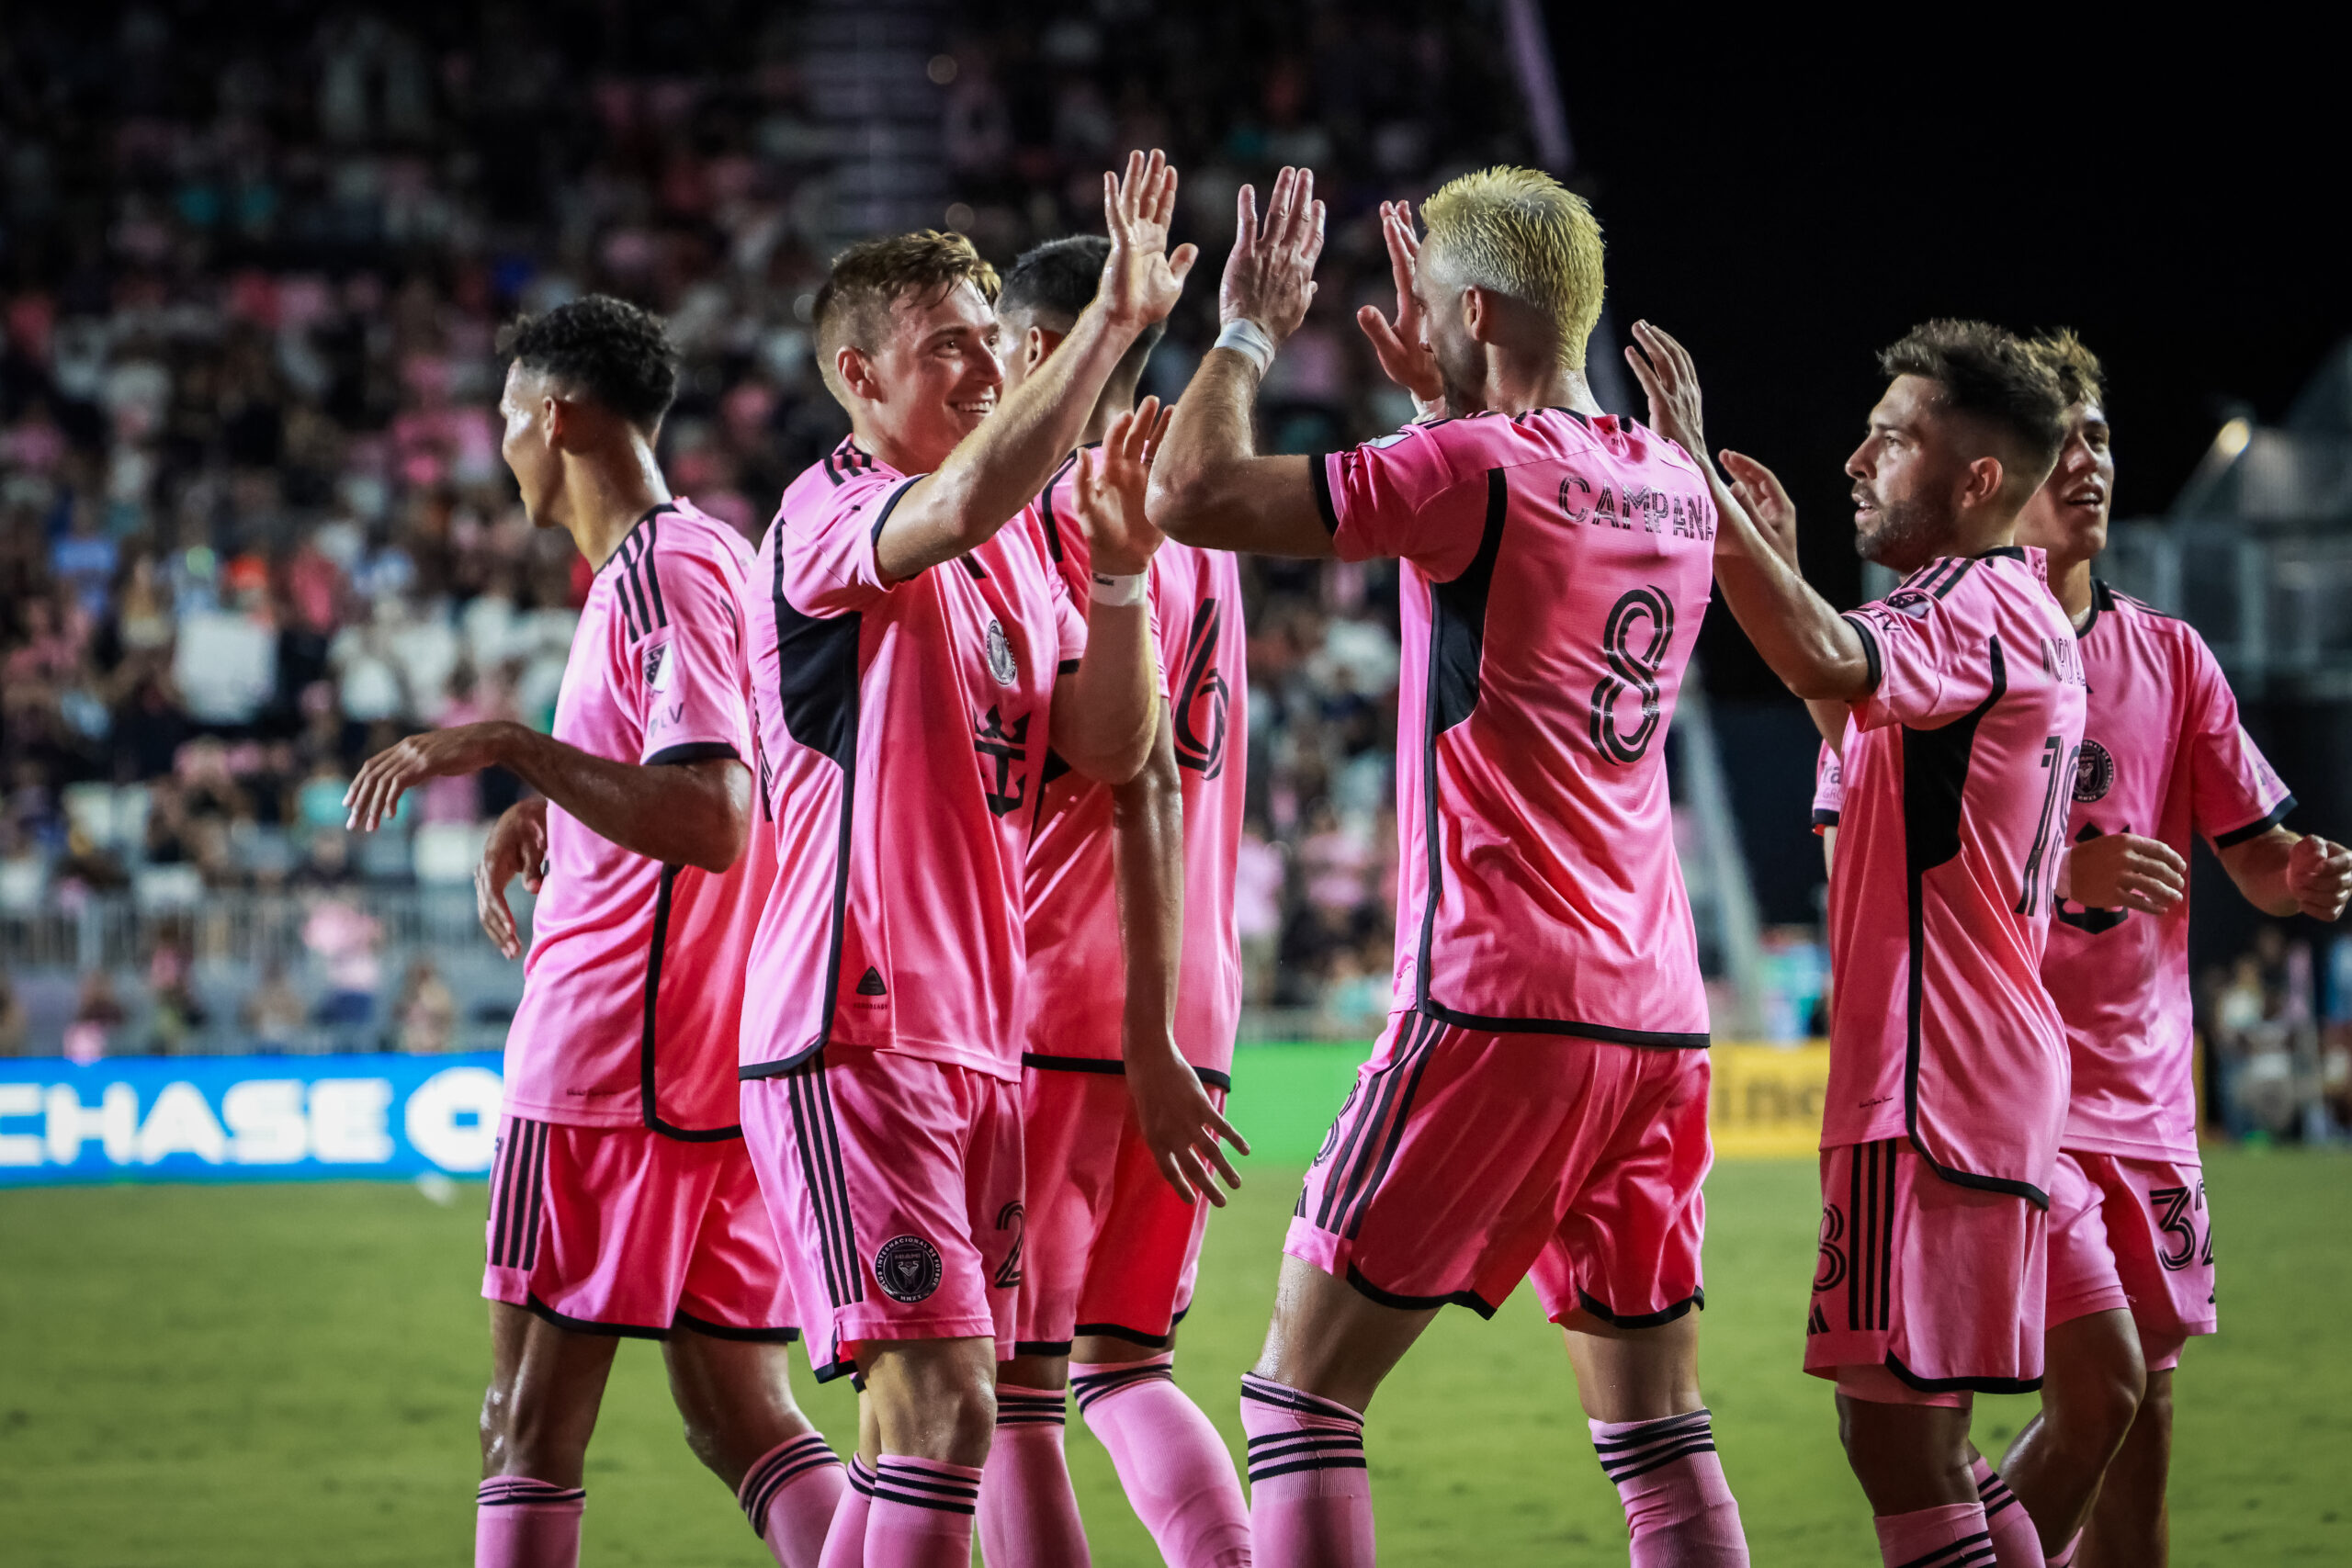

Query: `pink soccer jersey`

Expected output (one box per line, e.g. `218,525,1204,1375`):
502,501,768,1136
2045,580,2290,1159
1822,547,2088,1201
1812,739,1844,833
1315,410,1716,1043
1023,450,1249,1078
741,435,1087,1084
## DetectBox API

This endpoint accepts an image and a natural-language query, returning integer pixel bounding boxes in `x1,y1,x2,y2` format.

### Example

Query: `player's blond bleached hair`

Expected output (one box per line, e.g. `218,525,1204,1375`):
2029,328,2108,409
814,230,1001,404
1419,166,1605,367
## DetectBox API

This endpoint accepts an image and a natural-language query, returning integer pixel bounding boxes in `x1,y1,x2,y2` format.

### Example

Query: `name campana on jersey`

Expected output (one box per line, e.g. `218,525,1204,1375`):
1556,475,1715,540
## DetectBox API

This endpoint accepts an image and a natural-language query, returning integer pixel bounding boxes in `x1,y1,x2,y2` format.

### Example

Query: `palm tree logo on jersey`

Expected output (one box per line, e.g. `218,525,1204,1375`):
1174,598,1231,779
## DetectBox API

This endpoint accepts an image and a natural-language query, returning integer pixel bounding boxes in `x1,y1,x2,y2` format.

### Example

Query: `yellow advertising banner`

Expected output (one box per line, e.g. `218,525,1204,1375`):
1710,1042,1830,1159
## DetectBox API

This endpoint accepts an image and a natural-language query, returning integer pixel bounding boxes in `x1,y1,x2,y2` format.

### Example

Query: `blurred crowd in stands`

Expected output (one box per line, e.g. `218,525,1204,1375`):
0,3,1539,1052
2201,926,2352,1145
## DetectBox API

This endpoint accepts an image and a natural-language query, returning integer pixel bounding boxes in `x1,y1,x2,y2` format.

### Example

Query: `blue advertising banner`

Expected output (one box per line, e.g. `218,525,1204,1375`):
0,1053,506,1186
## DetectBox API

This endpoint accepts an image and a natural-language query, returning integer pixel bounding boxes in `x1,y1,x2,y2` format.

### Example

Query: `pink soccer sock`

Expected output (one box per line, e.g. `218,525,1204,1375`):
1971,1457,2048,1567
866,1456,982,1568
1589,1409,1750,1564
1872,1502,1993,1568
2045,1531,2081,1566
978,1384,1091,1567
475,1477,584,1568
1074,1355,1250,1568
818,1458,875,1568
1239,1372,1374,1568
741,1432,849,1568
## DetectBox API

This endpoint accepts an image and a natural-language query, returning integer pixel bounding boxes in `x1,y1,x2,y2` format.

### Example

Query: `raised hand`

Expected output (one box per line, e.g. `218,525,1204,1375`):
1217,165,1328,344
476,797,548,959
2288,833,2352,921
1127,1047,1250,1207
344,721,514,832
1356,198,1444,410
2063,830,2188,914
1623,320,1709,461
1073,395,1172,577
1719,448,1803,570
1099,149,1199,329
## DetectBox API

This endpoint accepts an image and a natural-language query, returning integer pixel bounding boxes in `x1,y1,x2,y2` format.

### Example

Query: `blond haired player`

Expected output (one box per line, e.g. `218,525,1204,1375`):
1151,165,1749,1567
736,153,1232,1568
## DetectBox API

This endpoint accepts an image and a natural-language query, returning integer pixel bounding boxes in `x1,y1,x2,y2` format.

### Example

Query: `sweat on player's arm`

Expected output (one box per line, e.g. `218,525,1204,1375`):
343,720,751,874
1147,165,1336,558
1046,398,1173,784
1624,321,1875,701
865,149,1197,584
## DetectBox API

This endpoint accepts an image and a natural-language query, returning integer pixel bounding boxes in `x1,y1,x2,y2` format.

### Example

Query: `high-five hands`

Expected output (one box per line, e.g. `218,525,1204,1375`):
1072,396,1173,578
1623,320,1710,466
1218,165,1328,344
1718,449,1803,570
1356,198,1444,412
1099,149,1197,329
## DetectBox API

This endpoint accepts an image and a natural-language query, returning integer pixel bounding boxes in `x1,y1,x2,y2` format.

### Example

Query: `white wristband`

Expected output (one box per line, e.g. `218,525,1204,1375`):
1214,318,1276,374
1090,571,1146,607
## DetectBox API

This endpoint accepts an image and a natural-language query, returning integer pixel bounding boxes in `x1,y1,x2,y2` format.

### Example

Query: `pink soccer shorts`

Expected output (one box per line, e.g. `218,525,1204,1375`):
1284,1011,1711,1325
481,1115,796,1341
1013,1065,1222,1353
2046,1149,2216,1371
740,1047,1023,1381
1805,1138,2047,1401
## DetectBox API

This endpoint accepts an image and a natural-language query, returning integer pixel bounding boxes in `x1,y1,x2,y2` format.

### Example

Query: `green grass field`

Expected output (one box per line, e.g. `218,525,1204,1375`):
3,1055,2348,1565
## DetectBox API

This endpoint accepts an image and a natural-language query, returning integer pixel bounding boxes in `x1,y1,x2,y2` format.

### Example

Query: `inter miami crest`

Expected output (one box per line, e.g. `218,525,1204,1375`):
874,1235,943,1303
2075,739,2114,803
984,617,1018,686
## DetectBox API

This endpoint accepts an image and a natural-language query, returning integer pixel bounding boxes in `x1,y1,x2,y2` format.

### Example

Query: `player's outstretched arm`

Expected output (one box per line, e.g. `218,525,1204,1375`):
345,721,750,874
873,150,1197,582
1147,166,1336,557
2217,828,2352,921
1719,449,1857,749
1113,706,1249,1205
1626,321,1872,702
476,797,548,960
1052,400,1169,784
1356,198,1446,419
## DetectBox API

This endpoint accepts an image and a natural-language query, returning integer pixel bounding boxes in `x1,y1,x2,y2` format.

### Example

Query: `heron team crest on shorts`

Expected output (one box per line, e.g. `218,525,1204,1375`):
874,1235,944,1303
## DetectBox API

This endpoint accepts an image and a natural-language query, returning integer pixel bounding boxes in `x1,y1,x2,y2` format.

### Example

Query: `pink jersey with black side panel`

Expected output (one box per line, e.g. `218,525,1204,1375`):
1022,451,1249,1079
503,501,767,1137
2046,580,2291,1160
1316,410,1715,1043
1813,739,1845,834
741,436,1087,1085
1823,547,2087,1201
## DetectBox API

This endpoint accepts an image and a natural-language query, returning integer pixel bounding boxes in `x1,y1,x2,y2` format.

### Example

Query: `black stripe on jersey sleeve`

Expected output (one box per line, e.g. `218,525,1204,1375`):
1841,613,1883,692
1306,451,1340,534
868,476,925,556
645,741,741,767
1812,809,1841,829
2212,795,2296,849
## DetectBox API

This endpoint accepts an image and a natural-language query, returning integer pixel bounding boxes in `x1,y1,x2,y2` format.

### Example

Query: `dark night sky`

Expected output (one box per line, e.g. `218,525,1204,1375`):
1545,19,2351,697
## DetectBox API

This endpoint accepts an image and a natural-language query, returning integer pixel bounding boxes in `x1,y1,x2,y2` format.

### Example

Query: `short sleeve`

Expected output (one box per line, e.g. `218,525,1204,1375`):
1051,560,1088,670
630,543,752,768
1842,572,2005,732
2181,632,2294,847
1811,739,1846,833
775,471,922,616
1313,423,1487,577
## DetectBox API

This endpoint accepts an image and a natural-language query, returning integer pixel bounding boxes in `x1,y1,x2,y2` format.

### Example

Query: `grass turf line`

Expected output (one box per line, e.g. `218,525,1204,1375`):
1,1147,2345,1565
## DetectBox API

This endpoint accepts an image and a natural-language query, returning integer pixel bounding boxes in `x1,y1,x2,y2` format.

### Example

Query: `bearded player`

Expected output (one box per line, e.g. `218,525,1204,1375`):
1150,166,1749,1568
1630,319,2087,1568
972,235,1253,1568
737,152,1236,1568
343,297,843,1568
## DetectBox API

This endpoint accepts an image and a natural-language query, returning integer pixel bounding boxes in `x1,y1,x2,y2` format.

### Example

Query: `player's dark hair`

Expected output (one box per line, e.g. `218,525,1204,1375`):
2029,329,2107,410
997,235,1166,385
497,295,680,432
1878,320,2068,474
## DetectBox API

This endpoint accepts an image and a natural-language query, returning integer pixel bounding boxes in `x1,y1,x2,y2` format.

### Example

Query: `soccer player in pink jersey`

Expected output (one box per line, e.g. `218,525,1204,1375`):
972,234,1254,1568
1990,332,2352,1565
1150,166,1749,1568
736,153,1237,1568
1628,319,2091,1568
341,297,842,1568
